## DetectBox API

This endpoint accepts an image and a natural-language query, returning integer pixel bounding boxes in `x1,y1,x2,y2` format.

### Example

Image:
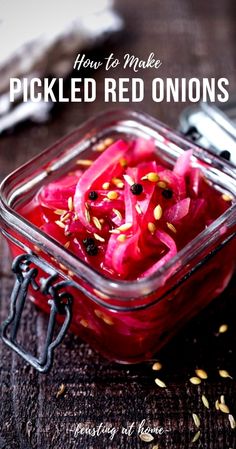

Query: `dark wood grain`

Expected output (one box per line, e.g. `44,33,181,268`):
1,0,236,448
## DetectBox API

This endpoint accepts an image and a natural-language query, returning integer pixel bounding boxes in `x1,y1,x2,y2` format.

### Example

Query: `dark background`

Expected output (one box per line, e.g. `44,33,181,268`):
0,0,236,448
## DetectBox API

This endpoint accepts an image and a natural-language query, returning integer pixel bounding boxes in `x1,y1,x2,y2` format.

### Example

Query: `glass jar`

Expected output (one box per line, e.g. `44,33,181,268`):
0,109,236,371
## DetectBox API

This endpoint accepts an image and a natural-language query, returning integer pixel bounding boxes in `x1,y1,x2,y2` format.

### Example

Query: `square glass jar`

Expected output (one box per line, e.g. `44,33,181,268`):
0,109,236,366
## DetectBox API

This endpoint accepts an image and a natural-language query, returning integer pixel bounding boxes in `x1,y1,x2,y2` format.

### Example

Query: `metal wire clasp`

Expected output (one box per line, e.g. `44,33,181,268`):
0,253,73,373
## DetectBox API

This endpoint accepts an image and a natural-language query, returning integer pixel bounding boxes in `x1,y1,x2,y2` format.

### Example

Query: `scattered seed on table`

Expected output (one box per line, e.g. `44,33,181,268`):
56,384,65,398
215,400,220,411
192,413,201,428
152,362,162,371
219,403,230,414
228,414,236,429
195,369,208,380
219,324,228,334
189,377,201,385
154,378,166,388
220,395,225,405
191,430,201,443
201,394,209,409
219,370,233,379
139,433,154,442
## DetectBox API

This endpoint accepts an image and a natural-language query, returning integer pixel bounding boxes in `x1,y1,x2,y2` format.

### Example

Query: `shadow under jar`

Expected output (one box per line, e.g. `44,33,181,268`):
0,110,236,369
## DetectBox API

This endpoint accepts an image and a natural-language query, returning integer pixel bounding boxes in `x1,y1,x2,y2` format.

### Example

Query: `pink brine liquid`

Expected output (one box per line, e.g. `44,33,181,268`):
15,137,234,363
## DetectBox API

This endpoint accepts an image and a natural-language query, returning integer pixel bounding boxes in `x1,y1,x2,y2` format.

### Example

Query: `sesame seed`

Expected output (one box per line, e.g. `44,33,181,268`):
219,403,230,414
54,209,67,215
107,191,119,200
94,309,113,325
112,208,123,220
219,370,233,379
123,174,134,186
85,209,91,223
154,377,166,388
120,157,127,168
92,216,102,230
112,177,124,189
152,362,162,371
195,369,208,380
154,204,163,220
219,324,228,334
222,194,233,202
76,159,93,167
139,433,154,443
59,263,67,271
104,137,114,146
117,234,127,242
102,315,114,326
80,319,89,328
157,180,167,189
102,182,110,190
68,196,73,211
109,229,121,234
94,142,106,152
189,377,201,385
60,213,70,223
215,400,220,410
228,414,236,429
94,233,105,242
192,413,200,428
64,241,70,249
201,394,209,409
117,223,132,232
135,204,142,214
148,222,156,234
93,289,110,300
55,220,66,229
191,430,200,443
167,222,177,233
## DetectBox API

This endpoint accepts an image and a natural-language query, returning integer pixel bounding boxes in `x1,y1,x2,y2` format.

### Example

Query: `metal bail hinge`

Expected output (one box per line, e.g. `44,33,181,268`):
0,253,73,373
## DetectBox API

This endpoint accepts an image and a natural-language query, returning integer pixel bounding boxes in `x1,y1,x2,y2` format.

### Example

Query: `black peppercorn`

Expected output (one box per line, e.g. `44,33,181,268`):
130,183,143,195
89,191,98,200
83,237,95,247
162,188,173,199
86,244,99,256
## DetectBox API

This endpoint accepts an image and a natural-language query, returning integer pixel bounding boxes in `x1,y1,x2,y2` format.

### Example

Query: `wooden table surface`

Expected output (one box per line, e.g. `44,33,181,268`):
0,1,236,448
